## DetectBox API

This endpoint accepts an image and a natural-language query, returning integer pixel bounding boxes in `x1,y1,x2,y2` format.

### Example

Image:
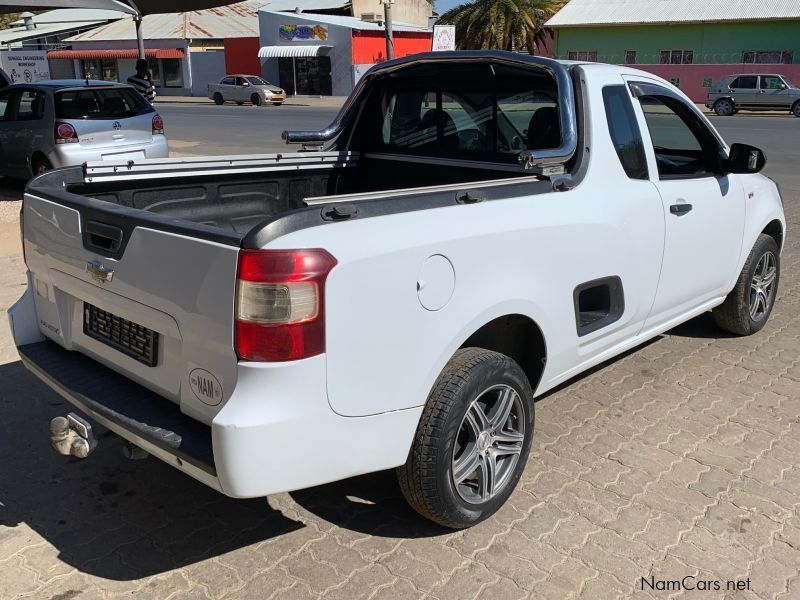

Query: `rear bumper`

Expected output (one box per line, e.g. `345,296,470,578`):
47,136,169,168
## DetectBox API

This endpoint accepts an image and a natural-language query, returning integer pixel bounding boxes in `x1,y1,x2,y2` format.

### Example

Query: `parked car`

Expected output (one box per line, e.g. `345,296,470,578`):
706,73,800,117
0,80,168,179
208,75,285,106
11,52,785,529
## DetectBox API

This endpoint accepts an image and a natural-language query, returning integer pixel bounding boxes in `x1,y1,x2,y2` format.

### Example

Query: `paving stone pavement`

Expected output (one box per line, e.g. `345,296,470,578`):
0,183,798,600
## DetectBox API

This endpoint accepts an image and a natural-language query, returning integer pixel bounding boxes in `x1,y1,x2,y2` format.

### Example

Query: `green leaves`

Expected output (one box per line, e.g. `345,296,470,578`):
437,0,565,53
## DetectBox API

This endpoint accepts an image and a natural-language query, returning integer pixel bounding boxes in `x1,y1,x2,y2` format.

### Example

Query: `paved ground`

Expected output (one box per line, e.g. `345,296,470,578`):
0,110,799,600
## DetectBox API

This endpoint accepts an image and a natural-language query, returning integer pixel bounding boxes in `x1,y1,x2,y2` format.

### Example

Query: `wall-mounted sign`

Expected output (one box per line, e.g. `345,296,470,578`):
432,25,456,52
279,24,329,42
0,50,50,83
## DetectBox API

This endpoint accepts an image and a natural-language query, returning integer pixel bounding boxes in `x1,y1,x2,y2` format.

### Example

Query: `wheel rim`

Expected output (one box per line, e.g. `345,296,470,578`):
451,384,525,504
717,100,732,114
749,250,777,322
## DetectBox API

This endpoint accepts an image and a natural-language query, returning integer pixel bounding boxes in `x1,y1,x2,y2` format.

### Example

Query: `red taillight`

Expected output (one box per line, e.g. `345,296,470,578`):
55,122,78,144
152,114,164,134
235,249,337,361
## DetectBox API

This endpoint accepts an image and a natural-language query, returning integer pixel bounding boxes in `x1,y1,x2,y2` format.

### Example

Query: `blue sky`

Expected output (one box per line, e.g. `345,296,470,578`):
434,0,466,15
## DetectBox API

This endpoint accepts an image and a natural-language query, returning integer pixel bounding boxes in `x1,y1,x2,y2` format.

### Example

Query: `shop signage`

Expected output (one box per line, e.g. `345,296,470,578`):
0,50,50,83
432,25,456,52
279,24,329,42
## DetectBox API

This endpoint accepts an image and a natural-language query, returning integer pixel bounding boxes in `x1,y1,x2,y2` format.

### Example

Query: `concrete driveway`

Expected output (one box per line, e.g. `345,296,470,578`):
0,112,798,600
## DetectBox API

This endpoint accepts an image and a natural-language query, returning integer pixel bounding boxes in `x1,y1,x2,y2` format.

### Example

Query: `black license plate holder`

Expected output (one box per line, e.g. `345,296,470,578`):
83,303,159,367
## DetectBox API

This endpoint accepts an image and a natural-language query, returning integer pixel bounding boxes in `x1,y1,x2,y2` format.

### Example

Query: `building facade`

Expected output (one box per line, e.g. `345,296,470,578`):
547,0,800,101
258,10,431,96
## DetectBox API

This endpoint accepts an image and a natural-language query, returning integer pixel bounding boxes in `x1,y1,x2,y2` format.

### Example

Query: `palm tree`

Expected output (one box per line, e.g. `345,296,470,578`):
437,0,566,53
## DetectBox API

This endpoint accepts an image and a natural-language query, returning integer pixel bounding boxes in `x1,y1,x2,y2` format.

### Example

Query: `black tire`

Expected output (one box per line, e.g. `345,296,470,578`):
792,101,800,118
397,348,535,529
251,94,263,106
31,155,52,177
713,234,780,336
714,99,735,116
213,93,224,106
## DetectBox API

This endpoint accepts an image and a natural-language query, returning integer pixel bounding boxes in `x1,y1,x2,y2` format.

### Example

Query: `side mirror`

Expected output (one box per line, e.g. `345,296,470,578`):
242,81,250,87
724,143,767,174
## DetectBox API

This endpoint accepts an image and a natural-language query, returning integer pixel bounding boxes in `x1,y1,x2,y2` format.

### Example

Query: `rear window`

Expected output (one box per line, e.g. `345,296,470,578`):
372,64,559,163
55,87,152,120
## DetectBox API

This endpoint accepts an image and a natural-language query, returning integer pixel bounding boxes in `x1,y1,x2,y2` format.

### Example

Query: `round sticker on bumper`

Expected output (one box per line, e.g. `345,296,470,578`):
189,368,223,406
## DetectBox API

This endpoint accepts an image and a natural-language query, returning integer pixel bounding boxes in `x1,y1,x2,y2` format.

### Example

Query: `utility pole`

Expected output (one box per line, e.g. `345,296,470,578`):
134,14,145,59
382,0,394,60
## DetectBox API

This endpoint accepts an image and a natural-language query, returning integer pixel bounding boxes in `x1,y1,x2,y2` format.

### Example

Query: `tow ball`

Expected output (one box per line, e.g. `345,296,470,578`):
49,413,97,458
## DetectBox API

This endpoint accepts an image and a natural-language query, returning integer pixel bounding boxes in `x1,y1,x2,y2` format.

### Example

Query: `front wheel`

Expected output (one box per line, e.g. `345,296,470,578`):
251,93,263,106
31,155,52,177
792,101,800,118
397,348,534,529
714,99,735,116
713,234,780,335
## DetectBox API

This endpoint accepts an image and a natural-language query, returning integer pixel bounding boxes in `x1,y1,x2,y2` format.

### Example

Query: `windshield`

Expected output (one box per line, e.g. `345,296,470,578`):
783,77,798,89
55,87,152,120
245,76,272,86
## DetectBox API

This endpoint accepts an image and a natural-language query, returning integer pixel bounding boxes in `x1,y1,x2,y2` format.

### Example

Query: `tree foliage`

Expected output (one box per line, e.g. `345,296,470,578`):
437,0,566,53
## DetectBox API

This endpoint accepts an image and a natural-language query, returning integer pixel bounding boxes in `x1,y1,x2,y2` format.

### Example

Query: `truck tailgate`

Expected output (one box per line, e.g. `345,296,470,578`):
23,192,241,424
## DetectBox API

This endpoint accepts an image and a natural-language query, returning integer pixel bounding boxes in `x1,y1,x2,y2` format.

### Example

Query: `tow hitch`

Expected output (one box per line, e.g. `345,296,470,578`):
50,413,97,458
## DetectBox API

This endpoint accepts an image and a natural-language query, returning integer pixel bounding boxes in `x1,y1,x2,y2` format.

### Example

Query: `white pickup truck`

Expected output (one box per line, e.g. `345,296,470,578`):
9,51,785,529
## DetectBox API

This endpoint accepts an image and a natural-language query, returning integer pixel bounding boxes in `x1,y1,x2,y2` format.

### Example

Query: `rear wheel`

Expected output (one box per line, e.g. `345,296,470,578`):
397,348,534,529
714,99,735,116
213,93,224,106
31,155,52,177
713,234,780,335
251,93,263,106
792,101,800,118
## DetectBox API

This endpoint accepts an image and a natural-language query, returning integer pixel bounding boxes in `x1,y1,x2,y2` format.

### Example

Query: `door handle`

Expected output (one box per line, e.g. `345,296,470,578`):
670,203,693,216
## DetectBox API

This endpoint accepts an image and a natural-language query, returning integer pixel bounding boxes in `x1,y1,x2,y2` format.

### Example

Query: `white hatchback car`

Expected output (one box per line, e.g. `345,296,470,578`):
0,80,168,179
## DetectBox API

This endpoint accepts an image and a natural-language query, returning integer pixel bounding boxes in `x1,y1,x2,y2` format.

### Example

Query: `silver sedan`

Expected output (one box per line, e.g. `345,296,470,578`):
208,75,286,106
0,80,168,179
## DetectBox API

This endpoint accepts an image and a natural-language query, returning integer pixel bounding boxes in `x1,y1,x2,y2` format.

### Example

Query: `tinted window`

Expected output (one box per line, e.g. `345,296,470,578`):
377,67,559,163
603,86,648,180
15,90,45,121
639,95,720,178
235,77,245,86
56,88,151,120
0,89,11,120
221,76,235,85
730,76,757,89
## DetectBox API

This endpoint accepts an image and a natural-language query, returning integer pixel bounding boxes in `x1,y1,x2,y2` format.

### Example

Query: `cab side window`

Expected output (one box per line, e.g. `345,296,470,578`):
760,76,785,90
602,85,648,180
638,95,721,179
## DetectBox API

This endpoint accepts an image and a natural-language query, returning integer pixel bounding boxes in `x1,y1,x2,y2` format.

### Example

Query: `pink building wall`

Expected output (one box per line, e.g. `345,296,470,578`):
628,64,800,103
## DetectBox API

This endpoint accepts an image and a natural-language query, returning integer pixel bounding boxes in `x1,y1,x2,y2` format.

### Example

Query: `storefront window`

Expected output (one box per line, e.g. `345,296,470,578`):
147,58,161,87
162,58,182,88
100,59,118,82
277,57,332,96
81,59,118,82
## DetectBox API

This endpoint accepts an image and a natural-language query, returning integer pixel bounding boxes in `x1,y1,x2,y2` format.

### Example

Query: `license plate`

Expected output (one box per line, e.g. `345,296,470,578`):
83,303,159,367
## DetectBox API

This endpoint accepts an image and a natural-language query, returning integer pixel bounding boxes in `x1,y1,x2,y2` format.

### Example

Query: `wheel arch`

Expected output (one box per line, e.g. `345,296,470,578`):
762,219,784,251
459,313,547,394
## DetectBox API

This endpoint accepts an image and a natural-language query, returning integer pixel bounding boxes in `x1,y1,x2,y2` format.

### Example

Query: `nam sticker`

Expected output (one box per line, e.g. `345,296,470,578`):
189,368,223,406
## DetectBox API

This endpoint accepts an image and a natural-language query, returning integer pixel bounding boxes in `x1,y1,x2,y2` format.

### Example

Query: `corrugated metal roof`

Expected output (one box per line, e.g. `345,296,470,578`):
66,0,270,41
258,0,350,12
0,19,107,44
10,8,128,24
48,48,185,59
547,0,800,27
260,9,430,32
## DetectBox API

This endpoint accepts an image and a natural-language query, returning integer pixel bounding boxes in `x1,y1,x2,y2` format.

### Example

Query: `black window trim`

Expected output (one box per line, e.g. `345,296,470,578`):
601,84,648,181
628,80,727,181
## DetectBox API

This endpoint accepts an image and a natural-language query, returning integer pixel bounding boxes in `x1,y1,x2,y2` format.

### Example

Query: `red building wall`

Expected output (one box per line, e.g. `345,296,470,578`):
352,31,432,64
631,63,800,103
224,37,261,75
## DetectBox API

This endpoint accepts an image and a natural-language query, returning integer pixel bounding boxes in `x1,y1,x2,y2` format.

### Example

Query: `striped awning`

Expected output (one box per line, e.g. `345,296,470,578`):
47,49,186,60
258,45,332,58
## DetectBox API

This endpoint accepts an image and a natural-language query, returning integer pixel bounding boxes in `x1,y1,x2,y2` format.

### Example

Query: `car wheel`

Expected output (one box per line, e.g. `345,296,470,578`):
792,101,800,118
714,99,735,116
213,93,224,106
251,94,263,107
713,233,780,336
397,348,534,529
31,155,52,177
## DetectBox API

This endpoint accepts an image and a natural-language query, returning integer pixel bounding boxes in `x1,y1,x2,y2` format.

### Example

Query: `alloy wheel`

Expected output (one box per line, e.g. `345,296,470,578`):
749,250,777,322
451,384,525,503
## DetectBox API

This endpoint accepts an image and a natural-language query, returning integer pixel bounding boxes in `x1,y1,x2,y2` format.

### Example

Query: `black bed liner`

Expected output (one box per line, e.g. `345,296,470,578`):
18,340,215,475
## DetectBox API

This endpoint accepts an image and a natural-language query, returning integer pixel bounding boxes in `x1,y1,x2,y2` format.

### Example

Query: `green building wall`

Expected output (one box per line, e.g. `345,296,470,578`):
554,21,800,64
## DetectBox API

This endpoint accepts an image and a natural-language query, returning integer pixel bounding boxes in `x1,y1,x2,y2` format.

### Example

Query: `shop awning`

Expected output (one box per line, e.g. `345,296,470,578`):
258,45,332,58
47,48,186,60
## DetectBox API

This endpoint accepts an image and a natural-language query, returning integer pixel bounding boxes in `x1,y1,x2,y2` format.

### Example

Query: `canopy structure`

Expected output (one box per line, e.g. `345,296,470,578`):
0,0,242,57
48,48,185,59
258,45,332,58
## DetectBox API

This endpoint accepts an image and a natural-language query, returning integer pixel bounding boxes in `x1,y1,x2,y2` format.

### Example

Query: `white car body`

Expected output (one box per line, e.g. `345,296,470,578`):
9,55,785,501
